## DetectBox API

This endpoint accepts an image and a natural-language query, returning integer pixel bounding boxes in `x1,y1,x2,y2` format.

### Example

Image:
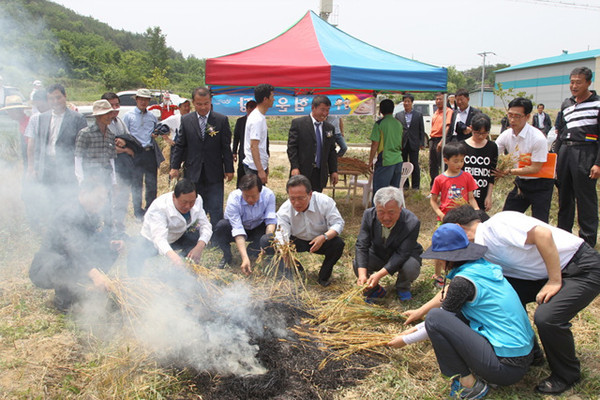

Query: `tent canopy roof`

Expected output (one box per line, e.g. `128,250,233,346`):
206,11,446,93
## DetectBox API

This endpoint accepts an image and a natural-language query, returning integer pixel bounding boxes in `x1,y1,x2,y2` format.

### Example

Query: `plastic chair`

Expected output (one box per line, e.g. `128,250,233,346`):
351,172,374,208
398,162,414,207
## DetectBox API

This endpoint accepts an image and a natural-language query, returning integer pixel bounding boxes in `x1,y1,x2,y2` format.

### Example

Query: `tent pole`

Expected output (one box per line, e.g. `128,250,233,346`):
440,93,448,172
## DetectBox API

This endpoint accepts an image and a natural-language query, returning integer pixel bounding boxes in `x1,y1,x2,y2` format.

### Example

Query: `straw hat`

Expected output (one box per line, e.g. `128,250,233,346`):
0,95,31,111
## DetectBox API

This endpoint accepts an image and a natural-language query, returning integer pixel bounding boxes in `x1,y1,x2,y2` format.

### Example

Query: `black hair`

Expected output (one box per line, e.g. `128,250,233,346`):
508,97,533,115
47,83,66,96
471,113,491,132
402,93,415,102
192,86,211,100
312,95,331,109
379,99,394,114
455,88,469,98
442,205,481,225
443,141,467,159
239,173,262,192
286,174,312,193
101,92,118,101
570,66,593,82
537,103,545,109
254,84,274,104
174,178,196,198
246,100,257,109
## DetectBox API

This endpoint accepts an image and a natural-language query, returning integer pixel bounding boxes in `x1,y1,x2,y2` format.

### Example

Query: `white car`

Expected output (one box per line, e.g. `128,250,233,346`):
78,90,184,121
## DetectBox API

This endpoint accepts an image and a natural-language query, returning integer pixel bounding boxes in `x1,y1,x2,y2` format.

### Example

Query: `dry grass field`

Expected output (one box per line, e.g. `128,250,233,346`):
0,146,599,400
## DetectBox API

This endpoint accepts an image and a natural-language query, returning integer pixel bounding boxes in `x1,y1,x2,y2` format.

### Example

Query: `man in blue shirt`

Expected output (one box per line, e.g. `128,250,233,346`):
123,88,163,219
212,174,277,274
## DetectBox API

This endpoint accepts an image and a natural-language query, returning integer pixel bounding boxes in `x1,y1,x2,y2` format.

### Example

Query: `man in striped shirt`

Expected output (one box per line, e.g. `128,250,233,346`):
556,67,600,247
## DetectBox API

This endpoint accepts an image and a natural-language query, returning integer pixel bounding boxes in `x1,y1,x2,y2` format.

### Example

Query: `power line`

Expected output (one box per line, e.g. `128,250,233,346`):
508,0,600,11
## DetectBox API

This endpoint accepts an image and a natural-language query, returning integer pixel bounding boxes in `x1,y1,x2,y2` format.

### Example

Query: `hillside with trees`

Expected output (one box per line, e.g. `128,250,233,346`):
0,0,204,99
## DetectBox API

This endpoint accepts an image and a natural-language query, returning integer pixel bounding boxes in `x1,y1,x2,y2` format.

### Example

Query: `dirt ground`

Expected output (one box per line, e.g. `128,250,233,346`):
1,146,599,399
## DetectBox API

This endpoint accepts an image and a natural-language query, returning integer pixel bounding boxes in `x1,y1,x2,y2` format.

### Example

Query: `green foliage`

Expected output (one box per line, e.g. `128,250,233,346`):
494,83,534,111
1,0,204,94
447,63,510,93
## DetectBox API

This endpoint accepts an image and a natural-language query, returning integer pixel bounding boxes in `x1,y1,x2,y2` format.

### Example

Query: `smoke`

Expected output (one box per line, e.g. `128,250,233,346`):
0,3,64,90
75,265,286,376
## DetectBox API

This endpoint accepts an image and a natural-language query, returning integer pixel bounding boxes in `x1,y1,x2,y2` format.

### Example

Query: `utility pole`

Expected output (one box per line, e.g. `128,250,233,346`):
477,51,495,107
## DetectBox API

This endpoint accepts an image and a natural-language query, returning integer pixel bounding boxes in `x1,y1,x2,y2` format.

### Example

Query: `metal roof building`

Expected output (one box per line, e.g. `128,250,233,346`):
494,49,600,109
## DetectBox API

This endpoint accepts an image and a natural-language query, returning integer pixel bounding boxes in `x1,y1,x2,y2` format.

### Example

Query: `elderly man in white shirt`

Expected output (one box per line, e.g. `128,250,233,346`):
127,178,212,276
275,175,345,286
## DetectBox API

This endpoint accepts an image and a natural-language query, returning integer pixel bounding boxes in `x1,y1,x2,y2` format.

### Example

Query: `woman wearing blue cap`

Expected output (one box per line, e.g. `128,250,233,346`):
388,223,534,399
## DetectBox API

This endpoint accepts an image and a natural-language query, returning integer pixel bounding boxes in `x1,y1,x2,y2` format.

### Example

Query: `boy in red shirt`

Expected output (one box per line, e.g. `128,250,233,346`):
429,141,479,287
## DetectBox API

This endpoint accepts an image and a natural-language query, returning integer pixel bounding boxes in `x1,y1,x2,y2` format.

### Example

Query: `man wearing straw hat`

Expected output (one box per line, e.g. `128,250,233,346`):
74,99,117,185
0,95,31,167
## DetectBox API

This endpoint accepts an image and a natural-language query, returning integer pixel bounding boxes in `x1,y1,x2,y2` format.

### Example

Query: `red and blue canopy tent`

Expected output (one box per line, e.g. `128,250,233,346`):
205,10,447,115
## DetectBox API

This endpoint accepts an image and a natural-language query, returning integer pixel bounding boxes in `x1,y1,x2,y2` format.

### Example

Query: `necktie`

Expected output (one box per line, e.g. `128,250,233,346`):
199,115,207,139
315,122,322,168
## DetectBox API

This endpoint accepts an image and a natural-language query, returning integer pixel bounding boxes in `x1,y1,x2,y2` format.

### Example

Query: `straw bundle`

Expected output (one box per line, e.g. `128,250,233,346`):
496,153,519,176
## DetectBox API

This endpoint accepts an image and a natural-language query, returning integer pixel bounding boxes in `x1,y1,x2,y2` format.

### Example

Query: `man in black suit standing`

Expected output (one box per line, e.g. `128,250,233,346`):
395,93,425,189
447,88,480,142
287,95,338,192
532,103,552,136
170,87,234,228
232,100,257,187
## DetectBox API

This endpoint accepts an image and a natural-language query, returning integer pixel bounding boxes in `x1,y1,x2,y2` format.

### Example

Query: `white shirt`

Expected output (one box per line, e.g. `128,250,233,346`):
25,113,40,139
243,108,268,170
276,191,344,242
48,110,65,156
536,112,546,129
161,114,182,140
452,106,470,135
475,211,583,280
141,192,213,255
495,123,547,180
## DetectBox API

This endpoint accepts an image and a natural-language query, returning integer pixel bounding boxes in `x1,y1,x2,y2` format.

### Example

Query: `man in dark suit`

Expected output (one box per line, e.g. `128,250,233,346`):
232,100,257,187
532,103,552,136
27,83,88,206
354,186,423,301
287,95,338,192
395,93,425,189
170,87,234,228
447,88,480,142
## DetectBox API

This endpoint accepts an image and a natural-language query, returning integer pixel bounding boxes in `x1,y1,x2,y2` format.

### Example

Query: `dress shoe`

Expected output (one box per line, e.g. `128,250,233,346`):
535,375,577,395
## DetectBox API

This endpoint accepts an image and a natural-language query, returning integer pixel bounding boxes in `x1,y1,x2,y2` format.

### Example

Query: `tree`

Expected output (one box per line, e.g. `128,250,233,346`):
145,26,169,71
143,67,170,92
493,83,533,111
447,66,467,93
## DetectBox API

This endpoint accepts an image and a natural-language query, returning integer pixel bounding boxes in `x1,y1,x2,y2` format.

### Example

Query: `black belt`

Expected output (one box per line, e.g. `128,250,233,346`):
564,140,595,146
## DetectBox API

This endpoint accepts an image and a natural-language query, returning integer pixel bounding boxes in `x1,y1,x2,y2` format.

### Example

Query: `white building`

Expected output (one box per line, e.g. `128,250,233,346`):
495,49,600,109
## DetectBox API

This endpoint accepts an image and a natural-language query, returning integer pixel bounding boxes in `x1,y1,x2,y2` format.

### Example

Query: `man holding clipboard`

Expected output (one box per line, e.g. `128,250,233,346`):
495,97,555,223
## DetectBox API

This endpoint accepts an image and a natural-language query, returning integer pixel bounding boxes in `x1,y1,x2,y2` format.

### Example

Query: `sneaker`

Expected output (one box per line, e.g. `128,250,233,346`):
397,290,412,301
365,285,386,304
449,378,489,399
432,274,445,289
535,375,577,395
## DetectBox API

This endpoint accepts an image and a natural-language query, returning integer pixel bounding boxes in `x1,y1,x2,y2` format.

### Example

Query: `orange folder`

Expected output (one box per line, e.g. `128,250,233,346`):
517,152,556,179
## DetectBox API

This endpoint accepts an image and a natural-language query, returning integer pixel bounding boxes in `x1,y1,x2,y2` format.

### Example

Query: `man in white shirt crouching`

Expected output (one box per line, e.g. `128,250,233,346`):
127,178,212,276
275,175,345,286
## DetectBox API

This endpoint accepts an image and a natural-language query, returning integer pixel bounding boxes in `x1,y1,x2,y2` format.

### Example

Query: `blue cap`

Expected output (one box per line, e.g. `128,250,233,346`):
422,223,488,261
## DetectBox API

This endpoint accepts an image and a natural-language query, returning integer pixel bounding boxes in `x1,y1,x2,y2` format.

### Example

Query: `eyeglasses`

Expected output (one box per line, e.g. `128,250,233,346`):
289,195,309,203
507,112,525,119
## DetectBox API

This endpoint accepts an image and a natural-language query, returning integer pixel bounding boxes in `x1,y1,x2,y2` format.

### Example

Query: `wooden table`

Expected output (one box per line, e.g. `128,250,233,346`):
325,169,361,216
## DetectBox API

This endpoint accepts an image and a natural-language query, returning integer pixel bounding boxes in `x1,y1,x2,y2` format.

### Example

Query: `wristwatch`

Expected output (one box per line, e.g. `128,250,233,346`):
323,233,329,241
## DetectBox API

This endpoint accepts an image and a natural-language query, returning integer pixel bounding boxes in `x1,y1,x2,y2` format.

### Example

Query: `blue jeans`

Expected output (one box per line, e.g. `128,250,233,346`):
373,161,403,198
335,134,348,157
